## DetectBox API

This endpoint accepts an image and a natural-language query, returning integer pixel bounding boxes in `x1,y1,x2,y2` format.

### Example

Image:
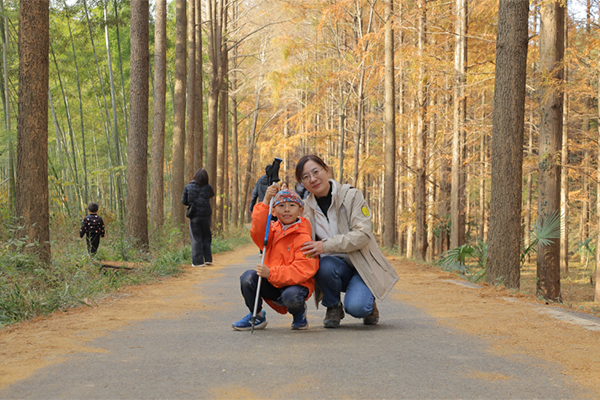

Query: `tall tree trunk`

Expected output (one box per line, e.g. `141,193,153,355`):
560,16,569,272
451,0,467,249
354,75,364,188
383,0,396,248
414,0,428,259
537,0,564,301
438,72,452,255
216,51,228,229
596,49,600,302
171,0,187,225
580,146,589,263
185,0,195,183
240,83,262,218
216,6,229,229
230,1,239,227
478,116,486,242
16,0,50,264
338,113,345,182
206,0,224,192
195,0,203,169
126,0,149,248
524,107,534,263
487,0,529,288
150,0,167,231
406,115,415,259
1,0,14,215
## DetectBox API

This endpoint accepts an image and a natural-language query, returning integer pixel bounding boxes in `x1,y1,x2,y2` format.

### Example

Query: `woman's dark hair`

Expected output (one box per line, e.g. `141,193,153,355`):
295,155,329,183
194,168,209,186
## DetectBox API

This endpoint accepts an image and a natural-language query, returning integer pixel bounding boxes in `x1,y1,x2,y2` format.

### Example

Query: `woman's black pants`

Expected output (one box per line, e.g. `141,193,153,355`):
189,216,212,265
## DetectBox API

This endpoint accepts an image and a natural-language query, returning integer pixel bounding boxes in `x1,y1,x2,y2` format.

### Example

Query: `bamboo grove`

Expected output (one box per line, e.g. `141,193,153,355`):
1,0,600,302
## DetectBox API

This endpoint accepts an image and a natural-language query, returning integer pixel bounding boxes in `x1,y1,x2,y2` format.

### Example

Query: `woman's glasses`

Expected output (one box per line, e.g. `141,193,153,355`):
301,168,324,183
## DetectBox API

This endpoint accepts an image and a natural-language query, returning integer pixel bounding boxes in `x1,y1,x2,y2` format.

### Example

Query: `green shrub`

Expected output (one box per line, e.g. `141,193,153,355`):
0,219,251,327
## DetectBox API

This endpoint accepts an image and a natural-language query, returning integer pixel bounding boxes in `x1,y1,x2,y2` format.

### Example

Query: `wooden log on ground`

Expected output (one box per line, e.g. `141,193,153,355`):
93,260,139,271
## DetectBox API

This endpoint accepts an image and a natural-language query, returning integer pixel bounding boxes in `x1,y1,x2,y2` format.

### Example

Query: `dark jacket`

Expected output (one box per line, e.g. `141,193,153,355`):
249,174,269,212
182,182,215,217
79,214,105,238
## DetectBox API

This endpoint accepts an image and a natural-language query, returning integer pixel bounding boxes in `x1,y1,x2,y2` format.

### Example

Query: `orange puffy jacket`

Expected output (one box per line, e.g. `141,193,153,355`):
251,202,319,314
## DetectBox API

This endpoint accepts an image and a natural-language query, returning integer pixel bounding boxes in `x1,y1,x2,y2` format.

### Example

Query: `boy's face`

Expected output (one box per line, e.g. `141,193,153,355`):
273,201,303,225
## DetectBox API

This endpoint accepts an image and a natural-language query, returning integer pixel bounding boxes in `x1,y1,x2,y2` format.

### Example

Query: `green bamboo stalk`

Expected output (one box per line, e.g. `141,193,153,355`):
0,0,14,215
50,44,83,209
49,162,72,218
63,1,88,205
88,69,116,211
113,0,128,141
104,6,124,220
82,0,119,214
49,90,78,207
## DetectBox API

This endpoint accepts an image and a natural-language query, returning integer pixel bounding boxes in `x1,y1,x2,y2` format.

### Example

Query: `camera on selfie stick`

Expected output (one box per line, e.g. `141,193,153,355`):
266,158,282,186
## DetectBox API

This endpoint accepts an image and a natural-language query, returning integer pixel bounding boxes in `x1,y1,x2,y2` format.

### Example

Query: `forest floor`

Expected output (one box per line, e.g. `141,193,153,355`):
1,244,599,397
520,260,600,315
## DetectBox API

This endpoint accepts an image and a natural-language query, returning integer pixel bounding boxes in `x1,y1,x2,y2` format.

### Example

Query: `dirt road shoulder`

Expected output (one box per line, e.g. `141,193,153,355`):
392,258,600,397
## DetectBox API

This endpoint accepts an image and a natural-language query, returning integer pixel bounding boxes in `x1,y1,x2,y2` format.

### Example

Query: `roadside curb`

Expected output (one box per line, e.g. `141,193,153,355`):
442,278,600,332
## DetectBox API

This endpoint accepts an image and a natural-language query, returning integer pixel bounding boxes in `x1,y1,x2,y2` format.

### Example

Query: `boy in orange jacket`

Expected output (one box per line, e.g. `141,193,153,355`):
233,186,319,330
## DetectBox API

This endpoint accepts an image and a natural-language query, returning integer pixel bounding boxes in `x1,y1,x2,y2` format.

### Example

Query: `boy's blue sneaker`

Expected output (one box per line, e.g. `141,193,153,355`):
232,311,267,331
291,304,308,330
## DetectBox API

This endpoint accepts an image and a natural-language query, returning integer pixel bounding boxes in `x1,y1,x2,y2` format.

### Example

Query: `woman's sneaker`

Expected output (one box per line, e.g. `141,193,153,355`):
291,304,308,330
232,311,267,331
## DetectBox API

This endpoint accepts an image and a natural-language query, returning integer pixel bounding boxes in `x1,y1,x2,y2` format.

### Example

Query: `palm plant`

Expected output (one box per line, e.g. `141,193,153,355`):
438,211,562,283
520,210,562,265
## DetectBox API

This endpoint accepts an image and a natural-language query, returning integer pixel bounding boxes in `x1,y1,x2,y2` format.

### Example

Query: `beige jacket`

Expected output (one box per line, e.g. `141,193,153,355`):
304,180,399,302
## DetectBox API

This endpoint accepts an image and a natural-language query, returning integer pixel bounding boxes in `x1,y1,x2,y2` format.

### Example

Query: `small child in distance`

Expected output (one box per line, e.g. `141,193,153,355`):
79,202,105,257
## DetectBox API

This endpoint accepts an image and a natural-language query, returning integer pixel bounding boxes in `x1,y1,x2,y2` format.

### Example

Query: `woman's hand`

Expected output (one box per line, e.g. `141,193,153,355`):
256,263,270,278
301,240,325,258
262,184,279,205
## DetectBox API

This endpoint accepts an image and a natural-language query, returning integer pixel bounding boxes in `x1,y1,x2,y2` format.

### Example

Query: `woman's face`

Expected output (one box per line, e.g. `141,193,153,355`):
301,160,330,198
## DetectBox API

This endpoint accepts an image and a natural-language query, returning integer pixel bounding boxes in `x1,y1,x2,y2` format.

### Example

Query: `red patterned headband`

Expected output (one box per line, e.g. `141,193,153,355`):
273,189,304,207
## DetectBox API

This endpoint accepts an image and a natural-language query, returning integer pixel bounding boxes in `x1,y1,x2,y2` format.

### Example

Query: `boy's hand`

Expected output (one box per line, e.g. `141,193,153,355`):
262,184,279,205
256,263,270,278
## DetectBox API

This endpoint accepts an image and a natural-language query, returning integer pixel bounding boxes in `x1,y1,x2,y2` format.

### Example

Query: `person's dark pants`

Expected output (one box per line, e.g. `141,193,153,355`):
240,270,308,315
86,234,101,255
189,216,212,265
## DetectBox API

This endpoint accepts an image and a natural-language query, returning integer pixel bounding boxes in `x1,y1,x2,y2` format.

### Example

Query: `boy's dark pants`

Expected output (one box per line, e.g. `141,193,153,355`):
86,234,101,255
240,270,308,315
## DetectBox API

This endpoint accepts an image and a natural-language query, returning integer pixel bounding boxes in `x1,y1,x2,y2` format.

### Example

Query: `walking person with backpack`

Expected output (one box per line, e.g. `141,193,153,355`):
296,154,399,328
182,168,214,267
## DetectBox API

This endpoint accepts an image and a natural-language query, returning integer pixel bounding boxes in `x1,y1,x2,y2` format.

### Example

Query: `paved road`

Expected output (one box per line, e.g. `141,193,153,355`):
0,252,590,399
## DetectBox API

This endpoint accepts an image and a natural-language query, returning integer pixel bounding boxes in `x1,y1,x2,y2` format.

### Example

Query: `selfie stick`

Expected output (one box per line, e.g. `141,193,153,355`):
251,157,282,334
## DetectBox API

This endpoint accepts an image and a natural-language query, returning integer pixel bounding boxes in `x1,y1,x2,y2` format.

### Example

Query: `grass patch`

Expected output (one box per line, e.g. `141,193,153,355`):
0,219,251,327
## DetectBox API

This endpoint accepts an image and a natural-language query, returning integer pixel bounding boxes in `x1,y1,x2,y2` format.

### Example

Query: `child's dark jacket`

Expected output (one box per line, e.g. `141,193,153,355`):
79,215,105,238
250,202,318,314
